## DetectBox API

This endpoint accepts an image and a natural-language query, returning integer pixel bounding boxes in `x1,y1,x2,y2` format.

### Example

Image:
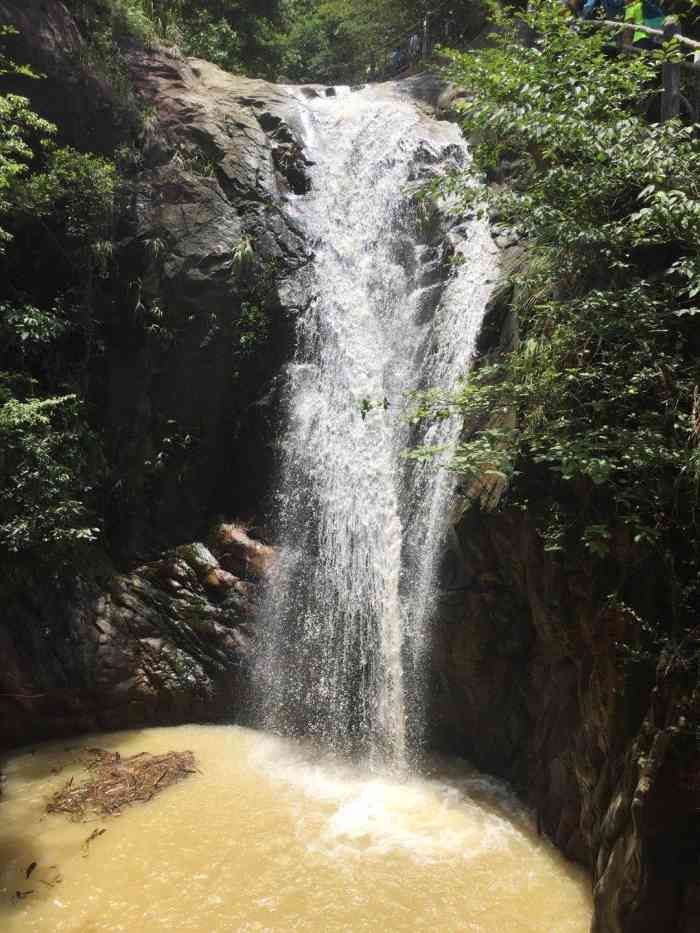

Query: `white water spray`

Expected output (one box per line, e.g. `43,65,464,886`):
255,82,498,767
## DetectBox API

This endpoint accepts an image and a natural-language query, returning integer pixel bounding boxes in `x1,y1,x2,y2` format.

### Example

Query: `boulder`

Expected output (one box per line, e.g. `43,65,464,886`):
0,522,275,748
213,523,275,580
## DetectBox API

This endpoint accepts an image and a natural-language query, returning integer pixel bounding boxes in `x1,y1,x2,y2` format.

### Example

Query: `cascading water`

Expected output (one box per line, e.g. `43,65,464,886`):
255,81,499,767
0,77,592,933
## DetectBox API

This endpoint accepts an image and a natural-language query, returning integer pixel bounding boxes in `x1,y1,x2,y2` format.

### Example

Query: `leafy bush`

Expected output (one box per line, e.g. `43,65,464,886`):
0,388,101,553
275,0,433,82
13,146,116,271
65,0,286,76
177,12,243,69
0,29,56,249
0,32,113,558
413,0,700,606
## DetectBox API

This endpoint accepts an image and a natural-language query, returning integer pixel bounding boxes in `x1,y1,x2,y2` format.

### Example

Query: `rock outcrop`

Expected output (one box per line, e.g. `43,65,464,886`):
0,0,311,554
0,525,270,747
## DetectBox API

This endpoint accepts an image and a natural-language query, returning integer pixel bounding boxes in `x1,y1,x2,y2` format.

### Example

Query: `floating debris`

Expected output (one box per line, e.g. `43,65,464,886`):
39,870,62,888
25,862,37,879
82,828,106,856
46,748,197,821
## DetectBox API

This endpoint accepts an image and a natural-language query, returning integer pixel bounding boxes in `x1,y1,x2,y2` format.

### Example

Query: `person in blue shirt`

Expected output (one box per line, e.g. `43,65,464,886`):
581,0,625,20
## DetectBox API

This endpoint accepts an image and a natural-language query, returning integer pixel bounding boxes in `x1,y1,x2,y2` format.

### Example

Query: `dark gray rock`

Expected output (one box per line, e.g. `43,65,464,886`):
0,524,268,748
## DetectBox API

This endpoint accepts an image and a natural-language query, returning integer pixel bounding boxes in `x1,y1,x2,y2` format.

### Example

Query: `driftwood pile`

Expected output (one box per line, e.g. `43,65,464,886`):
46,748,197,821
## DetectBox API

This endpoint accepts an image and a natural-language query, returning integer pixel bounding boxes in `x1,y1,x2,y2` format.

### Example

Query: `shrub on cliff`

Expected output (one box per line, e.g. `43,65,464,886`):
0,391,102,553
0,31,115,558
413,1,700,632
63,0,287,76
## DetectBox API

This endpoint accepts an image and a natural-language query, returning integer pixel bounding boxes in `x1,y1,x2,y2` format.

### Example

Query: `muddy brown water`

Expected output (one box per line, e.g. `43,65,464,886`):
0,725,591,932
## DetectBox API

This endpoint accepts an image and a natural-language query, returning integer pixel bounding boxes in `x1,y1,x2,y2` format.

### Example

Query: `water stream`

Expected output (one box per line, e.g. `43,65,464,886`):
255,83,498,766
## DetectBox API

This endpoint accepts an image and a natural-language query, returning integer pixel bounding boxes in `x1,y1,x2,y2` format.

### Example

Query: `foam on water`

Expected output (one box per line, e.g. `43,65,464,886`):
247,729,522,863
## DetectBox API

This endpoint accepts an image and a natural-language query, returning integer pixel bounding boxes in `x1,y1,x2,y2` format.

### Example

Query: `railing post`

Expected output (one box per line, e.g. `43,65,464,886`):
661,18,681,121
422,11,431,60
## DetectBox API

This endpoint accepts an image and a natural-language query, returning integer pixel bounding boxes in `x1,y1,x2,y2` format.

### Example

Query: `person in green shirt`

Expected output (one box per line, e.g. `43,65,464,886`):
624,0,665,49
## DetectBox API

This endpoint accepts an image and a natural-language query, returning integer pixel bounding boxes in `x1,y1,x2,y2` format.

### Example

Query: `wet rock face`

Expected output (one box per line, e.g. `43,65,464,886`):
0,526,271,748
109,52,312,551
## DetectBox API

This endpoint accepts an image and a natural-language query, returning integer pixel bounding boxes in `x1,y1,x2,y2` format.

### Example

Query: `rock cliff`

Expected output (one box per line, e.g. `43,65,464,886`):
431,288,700,933
0,0,305,743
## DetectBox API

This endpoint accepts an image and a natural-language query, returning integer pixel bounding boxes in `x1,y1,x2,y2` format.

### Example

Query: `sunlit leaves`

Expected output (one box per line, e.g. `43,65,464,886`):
414,0,700,569
0,392,101,553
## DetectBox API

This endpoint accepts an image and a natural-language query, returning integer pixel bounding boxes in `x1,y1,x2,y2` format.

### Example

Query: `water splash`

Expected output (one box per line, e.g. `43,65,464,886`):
254,82,499,767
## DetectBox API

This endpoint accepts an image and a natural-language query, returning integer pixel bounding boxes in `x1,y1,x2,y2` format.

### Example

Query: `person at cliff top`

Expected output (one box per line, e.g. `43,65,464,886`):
624,0,665,49
558,0,583,17
581,0,625,20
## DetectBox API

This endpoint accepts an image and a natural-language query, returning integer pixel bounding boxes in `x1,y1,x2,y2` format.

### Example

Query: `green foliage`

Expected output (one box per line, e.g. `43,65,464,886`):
0,32,116,559
64,0,286,76
0,302,66,351
14,146,116,270
0,30,57,249
231,234,255,271
237,302,269,351
275,0,430,82
178,12,243,69
64,0,160,46
413,1,700,632
275,1,361,82
67,0,443,82
0,387,101,553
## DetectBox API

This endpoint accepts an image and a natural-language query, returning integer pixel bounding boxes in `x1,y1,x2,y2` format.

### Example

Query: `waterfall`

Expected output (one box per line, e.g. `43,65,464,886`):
254,82,498,768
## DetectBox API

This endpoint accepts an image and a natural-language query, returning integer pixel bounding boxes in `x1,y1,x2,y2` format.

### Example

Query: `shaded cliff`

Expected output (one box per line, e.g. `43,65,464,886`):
0,0,308,743
430,280,700,933
0,0,310,554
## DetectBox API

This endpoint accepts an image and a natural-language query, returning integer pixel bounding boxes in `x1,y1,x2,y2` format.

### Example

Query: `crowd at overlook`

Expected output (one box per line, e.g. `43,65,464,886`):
561,0,682,50
377,0,699,82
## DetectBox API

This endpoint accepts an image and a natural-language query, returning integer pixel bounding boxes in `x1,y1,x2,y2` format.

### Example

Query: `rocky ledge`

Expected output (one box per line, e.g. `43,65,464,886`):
0,525,273,748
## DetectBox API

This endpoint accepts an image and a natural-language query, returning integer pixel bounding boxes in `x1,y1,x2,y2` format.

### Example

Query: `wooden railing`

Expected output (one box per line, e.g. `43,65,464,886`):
590,18,700,120
377,8,700,123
